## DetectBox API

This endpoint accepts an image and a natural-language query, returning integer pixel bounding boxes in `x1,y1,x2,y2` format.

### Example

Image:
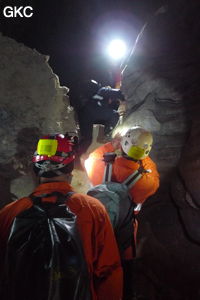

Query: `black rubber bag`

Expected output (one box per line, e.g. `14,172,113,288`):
3,193,91,300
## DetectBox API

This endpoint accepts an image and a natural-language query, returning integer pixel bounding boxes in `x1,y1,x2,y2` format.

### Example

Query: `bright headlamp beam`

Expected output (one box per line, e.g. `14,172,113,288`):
107,39,127,60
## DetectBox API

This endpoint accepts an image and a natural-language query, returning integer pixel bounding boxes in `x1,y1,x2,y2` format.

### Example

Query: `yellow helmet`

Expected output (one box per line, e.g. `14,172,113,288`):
121,127,153,160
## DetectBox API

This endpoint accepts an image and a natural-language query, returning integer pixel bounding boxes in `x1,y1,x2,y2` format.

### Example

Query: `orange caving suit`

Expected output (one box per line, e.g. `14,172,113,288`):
0,182,123,300
85,142,160,205
85,143,159,261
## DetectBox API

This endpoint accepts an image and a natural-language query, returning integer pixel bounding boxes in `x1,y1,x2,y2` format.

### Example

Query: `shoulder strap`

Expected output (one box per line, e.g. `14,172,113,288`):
123,161,151,189
102,152,117,183
103,162,113,183
122,169,143,189
102,154,150,188
29,191,75,204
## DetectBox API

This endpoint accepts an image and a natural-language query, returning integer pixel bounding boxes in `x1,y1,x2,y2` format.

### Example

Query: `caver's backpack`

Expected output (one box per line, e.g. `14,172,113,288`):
3,192,91,300
87,152,148,256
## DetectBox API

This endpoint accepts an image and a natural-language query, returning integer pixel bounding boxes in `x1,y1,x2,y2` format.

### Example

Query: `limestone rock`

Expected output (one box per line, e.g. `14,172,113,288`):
0,33,76,206
121,2,200,298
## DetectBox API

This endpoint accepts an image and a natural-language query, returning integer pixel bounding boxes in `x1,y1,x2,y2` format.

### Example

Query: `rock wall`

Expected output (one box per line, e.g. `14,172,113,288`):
0,33,76,207
1,1,200,297
121,2,200,299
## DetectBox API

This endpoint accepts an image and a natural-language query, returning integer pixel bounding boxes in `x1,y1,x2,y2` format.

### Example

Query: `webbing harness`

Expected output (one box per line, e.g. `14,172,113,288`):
102,152,149,212
102,152,147,189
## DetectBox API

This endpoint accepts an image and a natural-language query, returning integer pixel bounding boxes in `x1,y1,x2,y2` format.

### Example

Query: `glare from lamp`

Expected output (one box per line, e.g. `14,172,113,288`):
84,157,93,177
112,125,130,138
107,39,127,60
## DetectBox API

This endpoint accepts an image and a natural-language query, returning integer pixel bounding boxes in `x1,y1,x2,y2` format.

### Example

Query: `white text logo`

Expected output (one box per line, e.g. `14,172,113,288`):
3,6,33,18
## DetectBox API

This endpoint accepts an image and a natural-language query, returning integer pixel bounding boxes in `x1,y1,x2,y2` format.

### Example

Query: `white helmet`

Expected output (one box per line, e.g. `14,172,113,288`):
121,127,153,160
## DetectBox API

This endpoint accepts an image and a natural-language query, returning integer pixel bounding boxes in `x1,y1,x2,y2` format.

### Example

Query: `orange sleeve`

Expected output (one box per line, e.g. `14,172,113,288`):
85,143,115,186
93,211,123,300
142,157,160,196
129,157,160,204
0,198,32,241
68,193,123,300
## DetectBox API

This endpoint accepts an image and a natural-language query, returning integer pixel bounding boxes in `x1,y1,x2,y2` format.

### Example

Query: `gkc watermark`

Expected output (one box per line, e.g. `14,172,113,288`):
2,6,33,18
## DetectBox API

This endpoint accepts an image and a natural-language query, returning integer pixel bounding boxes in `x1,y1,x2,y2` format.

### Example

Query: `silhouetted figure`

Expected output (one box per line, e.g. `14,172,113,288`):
69,79,125,155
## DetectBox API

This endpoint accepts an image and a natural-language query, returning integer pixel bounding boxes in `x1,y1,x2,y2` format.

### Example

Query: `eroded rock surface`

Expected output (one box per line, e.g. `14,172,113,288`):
121,2,200,299
0,33,76,207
